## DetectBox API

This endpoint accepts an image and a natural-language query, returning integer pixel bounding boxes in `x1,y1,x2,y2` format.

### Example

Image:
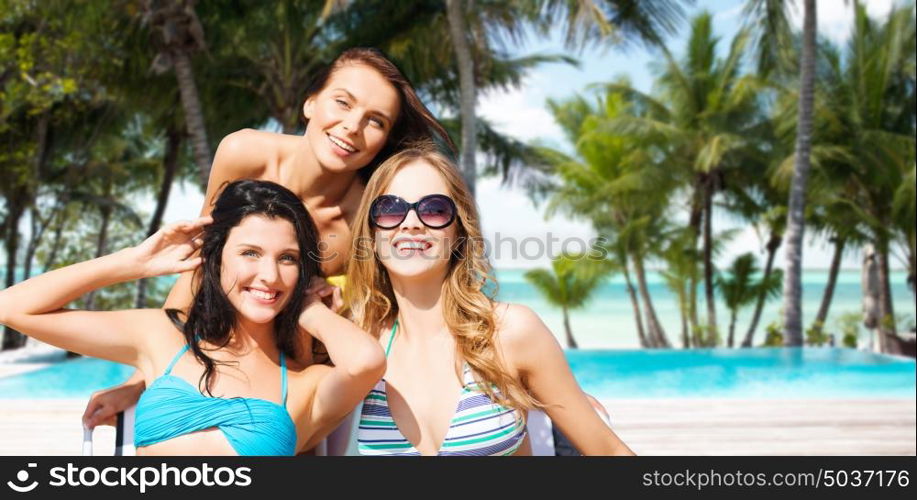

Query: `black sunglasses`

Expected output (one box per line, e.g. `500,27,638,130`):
369,194,457,229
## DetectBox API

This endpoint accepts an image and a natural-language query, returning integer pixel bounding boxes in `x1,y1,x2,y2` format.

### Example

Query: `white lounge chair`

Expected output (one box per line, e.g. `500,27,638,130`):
82,405,136,456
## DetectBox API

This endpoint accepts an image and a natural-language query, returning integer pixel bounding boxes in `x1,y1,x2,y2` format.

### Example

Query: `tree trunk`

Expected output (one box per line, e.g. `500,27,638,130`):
633,252,670,348
562,305,577,349
446,0,477,196
83,208,111,311
23,113,51,281
741,231,782,347
621,260,648,348
23,207,40,280
1,192,28,350
876,237,898,354
136,128,182,308
782,0,816,347
728,310,738,348
810,237,845,334
862,244,882,352
909,245,915,297
688,186,702,339
43,206,67,273
905,230,915,297
84,175,113,313
679,287,690,349
23,202,58,280
702,177,718,345
172,50,211,187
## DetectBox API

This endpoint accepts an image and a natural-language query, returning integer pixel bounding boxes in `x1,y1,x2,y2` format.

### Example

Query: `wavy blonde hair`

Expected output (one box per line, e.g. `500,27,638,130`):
345,142,539,416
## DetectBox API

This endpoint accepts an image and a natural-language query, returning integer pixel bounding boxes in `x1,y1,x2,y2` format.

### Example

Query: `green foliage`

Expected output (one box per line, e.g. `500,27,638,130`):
763,320,783,347
691,322,719,348
43,202,147,310
1,0,913,356
716,253,762,312
523,252,614,311
836,311,863,349
715,252,783,346
805,320,830,346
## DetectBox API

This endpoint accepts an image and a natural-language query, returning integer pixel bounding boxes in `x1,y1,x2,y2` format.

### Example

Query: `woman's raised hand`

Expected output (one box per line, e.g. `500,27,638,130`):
299,276,344,335
304,276,344,313
131,216,212,278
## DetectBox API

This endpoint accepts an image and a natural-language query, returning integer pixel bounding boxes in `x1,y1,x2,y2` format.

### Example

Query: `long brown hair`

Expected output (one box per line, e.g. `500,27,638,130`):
345,143,539,416
167,180,322,395
303,48,456,182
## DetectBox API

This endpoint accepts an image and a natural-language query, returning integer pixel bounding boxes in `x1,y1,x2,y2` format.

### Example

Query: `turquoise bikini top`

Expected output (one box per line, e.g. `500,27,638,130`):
134,342,297,456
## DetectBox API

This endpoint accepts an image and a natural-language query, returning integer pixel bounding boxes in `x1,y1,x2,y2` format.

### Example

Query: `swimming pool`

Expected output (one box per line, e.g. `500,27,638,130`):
568,347,915,399
0,347,913,399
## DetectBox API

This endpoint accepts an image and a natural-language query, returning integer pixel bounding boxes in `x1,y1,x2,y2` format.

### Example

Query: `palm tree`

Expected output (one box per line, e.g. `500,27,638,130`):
893,165,916,297
773,1,916,352
199,0,374,135
445,0,479,193
723,180,787,348
609,237,649,347
541,87,676,348
660,227,701,348
804,190,869,337
442,0,689,194
380,0,544,194
716,253,783,348
542,0,689,49
778,0,817,347
742,0,817,346
599,13,763,343
141,0,212,187
524,253,613,348
841,2,915,352
0,1,123,349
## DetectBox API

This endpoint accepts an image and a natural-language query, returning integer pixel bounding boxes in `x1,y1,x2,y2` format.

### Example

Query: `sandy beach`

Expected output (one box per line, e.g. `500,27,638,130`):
0,398,913,456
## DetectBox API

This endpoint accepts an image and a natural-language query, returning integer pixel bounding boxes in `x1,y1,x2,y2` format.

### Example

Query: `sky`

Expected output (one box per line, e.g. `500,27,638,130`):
153,0,905,271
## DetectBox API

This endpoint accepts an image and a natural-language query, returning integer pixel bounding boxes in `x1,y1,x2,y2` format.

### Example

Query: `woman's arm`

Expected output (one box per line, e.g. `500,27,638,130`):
164,129,269,310
81,129,276,421
0,218,210,367
82,372,147,428
295,280,386,449
500,304,635,456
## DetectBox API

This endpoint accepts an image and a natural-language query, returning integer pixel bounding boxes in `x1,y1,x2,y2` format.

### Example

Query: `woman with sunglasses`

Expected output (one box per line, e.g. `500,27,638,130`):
81,48,454,452
346,143,635,455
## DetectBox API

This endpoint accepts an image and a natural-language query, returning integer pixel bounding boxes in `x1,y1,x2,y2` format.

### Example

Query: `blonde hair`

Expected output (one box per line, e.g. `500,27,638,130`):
344,143,539,415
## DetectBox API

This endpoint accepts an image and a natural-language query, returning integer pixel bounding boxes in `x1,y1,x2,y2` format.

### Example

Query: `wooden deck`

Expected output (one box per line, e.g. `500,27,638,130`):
0,398,913,456
603,398,916,456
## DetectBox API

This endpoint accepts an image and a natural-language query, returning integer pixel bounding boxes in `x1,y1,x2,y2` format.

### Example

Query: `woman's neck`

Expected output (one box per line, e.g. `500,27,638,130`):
292,134,357,207
389,270,450,342
228,316,280,360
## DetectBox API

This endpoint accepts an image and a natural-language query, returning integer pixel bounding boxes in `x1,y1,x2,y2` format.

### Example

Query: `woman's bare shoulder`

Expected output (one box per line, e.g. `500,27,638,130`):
212,129,297,179
219,128,295,150
494,302,548,339
492,302,557,366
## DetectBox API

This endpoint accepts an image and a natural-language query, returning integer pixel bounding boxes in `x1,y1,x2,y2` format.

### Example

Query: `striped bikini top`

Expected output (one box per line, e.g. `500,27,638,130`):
358,321,527,456
134,342,297,456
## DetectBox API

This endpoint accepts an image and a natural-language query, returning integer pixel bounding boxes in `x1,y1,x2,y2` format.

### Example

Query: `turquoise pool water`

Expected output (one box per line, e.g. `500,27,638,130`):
0,347,913,400
567,347,915,399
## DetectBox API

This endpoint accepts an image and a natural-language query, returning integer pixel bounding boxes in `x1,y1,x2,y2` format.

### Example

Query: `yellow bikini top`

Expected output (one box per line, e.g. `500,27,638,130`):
326,275,346,291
